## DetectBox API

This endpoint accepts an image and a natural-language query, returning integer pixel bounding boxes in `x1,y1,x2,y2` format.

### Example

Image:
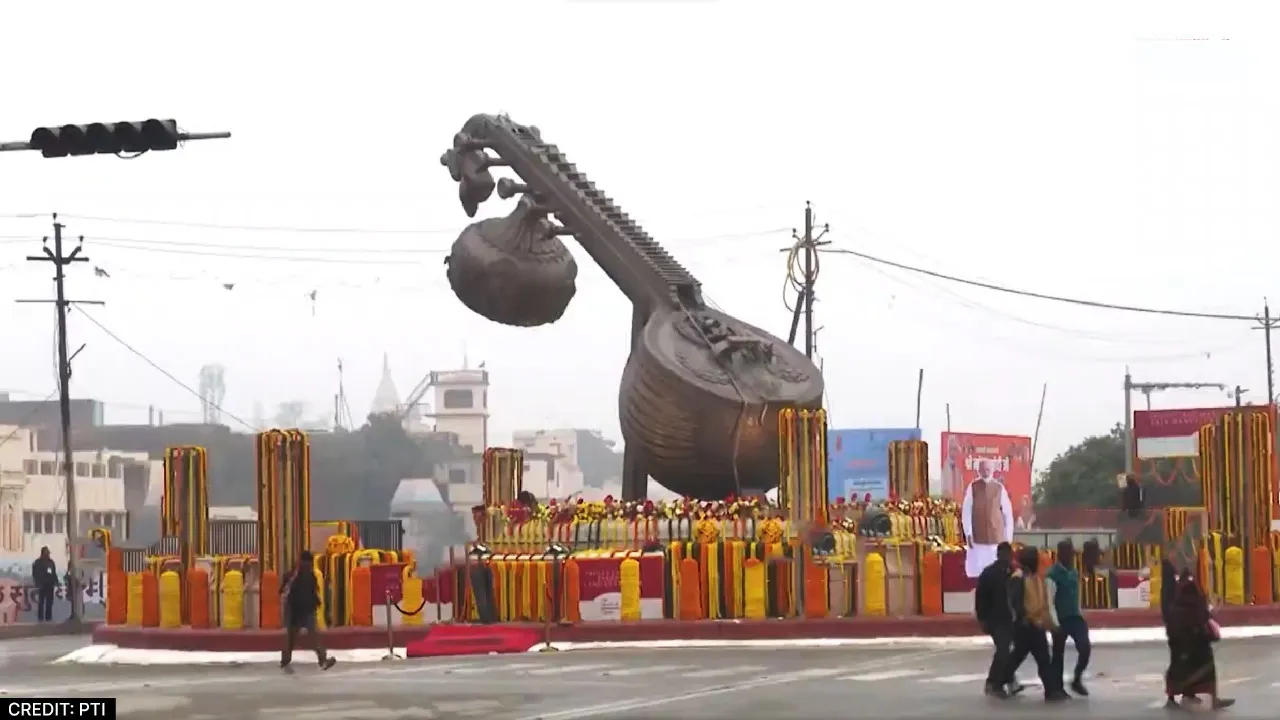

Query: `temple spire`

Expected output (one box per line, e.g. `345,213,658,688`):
370,352,401,416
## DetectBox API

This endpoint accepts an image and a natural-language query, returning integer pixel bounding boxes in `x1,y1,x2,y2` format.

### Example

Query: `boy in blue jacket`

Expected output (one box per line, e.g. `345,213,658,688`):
1047,539,1090,696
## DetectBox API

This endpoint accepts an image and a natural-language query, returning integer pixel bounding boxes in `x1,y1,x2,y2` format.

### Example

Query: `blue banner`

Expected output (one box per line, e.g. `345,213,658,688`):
827,427,922,501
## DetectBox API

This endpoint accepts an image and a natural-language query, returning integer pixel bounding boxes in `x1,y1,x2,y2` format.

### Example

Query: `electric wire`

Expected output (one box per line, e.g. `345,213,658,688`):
59,213,455,235
876,260,1235,347
860,260,1241,364
71,305,257,432
819,246,1255,321
88,239,417,265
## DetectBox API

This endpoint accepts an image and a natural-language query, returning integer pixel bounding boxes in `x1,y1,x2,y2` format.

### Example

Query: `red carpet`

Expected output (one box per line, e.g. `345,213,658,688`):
92,603,1280,652
405,624,542,657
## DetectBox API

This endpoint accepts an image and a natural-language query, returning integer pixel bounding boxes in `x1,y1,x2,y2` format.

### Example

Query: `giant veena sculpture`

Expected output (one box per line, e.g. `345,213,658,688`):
440,114,823,500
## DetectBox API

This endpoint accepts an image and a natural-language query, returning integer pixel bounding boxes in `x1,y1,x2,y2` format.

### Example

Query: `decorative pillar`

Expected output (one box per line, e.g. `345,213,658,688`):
256,429,311,581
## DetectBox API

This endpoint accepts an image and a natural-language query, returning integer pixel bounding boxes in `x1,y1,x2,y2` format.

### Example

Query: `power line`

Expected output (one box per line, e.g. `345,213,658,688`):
72,305,257,432
59,213,457,235
819,246,1255,321
863,259,1237,347
89,239,420,265
860,260,1242,363
90,235,445,254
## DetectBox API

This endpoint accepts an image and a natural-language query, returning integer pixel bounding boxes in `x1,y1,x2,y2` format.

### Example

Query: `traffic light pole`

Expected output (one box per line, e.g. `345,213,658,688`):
18,216,102,624
1,120,228,156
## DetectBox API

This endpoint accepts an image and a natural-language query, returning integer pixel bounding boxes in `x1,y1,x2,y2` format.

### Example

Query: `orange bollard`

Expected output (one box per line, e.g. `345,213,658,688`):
107,547,124,574
141,572,159,627
562,558,581,623
678,557,703,620
1251,545,1274,604
188,567,211,629
258,570,280,629
920,550,943,616
106,567,127,625
351,565,372,626
803,559,827,619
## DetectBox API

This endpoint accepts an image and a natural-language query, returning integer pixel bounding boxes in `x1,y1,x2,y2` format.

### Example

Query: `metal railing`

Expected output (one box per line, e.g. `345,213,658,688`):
210,519,258,555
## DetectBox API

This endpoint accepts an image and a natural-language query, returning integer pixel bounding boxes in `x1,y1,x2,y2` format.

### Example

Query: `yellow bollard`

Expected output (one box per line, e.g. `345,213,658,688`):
125,572,144,627
743,557,766,619
158,570,182,629
619,557,641,622
1224,546,1245,606
220,569,245,630
864,552,887,617
313,568,326,629
401,576,424,626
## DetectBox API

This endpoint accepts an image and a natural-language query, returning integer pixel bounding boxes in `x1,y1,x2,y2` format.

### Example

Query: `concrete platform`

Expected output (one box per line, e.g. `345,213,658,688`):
92,603,1280,651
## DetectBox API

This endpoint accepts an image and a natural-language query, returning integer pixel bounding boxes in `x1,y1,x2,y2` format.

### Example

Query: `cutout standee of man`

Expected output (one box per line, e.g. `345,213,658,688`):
962,459,1014,578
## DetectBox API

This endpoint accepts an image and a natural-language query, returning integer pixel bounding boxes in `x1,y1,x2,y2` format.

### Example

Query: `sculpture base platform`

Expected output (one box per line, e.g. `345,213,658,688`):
92,604,1280,653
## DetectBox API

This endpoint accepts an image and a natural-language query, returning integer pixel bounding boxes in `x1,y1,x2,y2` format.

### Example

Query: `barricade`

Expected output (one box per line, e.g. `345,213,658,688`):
863,552,886,616
919,550,942,616
158,570,181,628
188,567,211,629
141,571,159,627
1224,546,1245,605
259,569,280,629
106,548,126,625
125,572,143,626
220,569,244,630
1250,545,1272,604
1081,572,1113,610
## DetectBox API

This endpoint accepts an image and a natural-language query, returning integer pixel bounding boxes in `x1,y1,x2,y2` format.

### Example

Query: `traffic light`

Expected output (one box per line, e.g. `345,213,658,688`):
28,119,181,158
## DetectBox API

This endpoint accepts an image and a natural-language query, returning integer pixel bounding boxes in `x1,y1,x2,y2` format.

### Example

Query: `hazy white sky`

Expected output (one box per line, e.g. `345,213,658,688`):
3,0,1279,483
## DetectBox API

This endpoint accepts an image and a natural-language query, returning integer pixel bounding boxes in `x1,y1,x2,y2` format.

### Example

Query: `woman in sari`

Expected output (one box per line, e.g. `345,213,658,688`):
1163,573,1233,710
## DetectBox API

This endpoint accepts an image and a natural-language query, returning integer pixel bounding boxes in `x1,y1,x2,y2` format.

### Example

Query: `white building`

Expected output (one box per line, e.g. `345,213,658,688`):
512,429,586,500
427,368,489,456
0,423,156,575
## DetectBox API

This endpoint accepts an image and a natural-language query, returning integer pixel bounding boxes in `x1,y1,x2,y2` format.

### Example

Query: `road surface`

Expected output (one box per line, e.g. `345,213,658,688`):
2,634,1278,718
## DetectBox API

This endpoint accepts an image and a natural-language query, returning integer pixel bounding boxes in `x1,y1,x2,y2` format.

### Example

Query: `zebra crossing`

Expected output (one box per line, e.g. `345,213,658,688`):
403,658,1274,697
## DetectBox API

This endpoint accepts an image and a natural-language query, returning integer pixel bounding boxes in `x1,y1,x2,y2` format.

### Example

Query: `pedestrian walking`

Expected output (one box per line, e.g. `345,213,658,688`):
31,546,58,622
1004,545,1069,702
1163,571,1233,710
280,550,336,672
975,542,1017,698
1047,540,1091,696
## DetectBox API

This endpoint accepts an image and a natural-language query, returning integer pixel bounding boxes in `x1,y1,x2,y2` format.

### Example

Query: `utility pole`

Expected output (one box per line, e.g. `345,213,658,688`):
782,202,830,358
1030,383,1048,469
1253,301,1276,405
17,215,102,623
1123,371,1227,476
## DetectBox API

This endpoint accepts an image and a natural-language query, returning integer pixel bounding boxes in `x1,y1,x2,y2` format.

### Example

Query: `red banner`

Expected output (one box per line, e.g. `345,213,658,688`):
940,432,1034,530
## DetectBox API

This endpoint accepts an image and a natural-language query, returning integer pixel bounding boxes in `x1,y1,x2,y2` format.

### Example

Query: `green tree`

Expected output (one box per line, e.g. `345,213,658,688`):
1034,423,1126,508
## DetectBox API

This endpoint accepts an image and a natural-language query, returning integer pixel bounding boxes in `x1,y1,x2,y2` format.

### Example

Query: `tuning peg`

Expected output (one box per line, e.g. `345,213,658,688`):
516,194,554,217
542,221,574,240
453,132,488,152
440,149,463,182
497,178,531,199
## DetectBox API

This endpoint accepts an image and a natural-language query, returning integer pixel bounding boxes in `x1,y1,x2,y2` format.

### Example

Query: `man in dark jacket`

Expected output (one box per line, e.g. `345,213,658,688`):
280,550,336,671
975,541,1016,698
31,547,58,622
